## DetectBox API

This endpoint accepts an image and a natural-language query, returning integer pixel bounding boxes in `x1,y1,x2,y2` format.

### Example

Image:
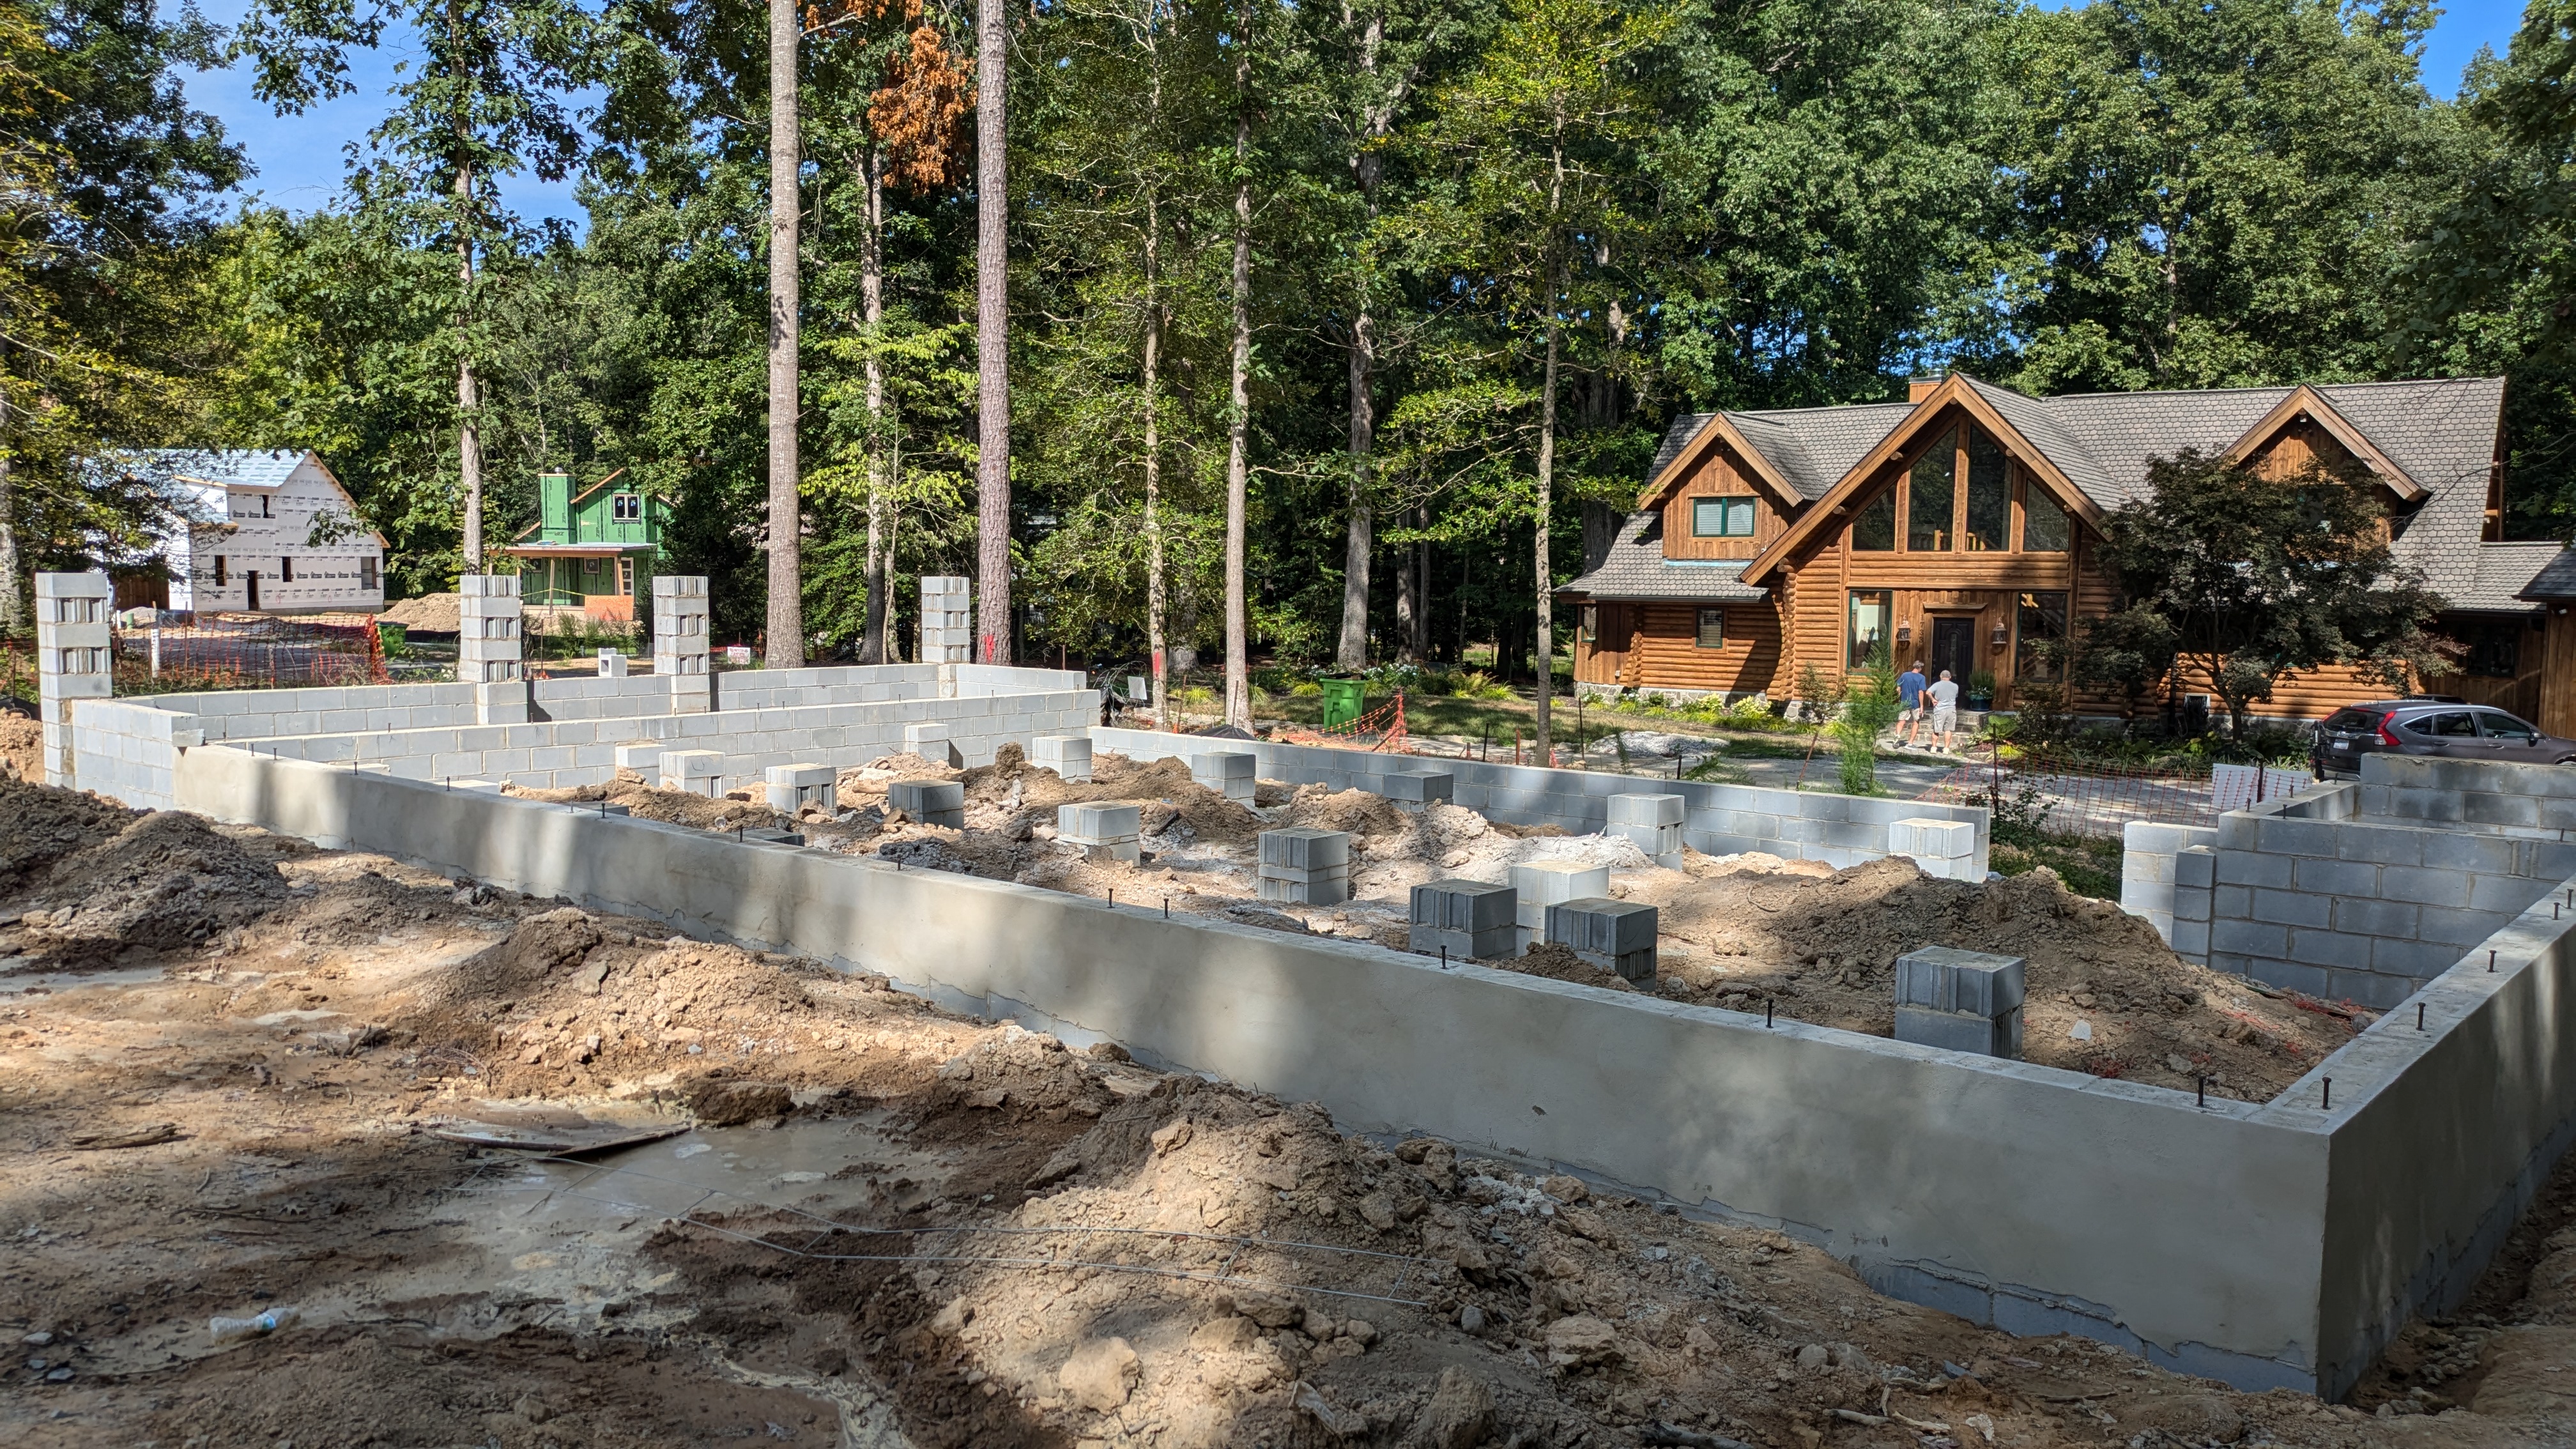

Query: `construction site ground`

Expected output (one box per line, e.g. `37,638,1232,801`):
513,748,2351,1105
2,776,2569,1448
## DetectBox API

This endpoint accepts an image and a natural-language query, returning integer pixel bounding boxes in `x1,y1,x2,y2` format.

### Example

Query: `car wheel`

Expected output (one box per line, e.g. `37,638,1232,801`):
2557,756,2576,767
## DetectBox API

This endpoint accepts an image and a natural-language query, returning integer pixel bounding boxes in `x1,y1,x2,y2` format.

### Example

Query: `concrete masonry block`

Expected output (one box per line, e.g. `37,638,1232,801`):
1512,859,1610,920
1031,735,1092,783
2214,815,2262,853
1890,817,1977,861
2379,864,2473,908
1381,770,1455,809
2290,857,2380,898
2463,793,2547,831
1545,897,1659,981
1895,1004,2024,1059
2327,969,2416,1011
1259,827,1351,871
2174,845,2217,891
2333,825,2428,868
1059,802,1141,845
2469,873,2552,915
888,779,965,827
1411,878,1515,933
2124,854,2174,886
2249,888,2333,930
1895,946,2027,1018
2242,958,2330,997
2170,919,2212,961
2419,904,2509,949
1607,793,1685,828
766,762,836,814
2125,882,2177,919
659,749,724,796
2210,919,2290,959
2286,928,2373,969
2330,896,2423,940
1407,923,1517,961
2122,821,2217,855
1258,871,1351,906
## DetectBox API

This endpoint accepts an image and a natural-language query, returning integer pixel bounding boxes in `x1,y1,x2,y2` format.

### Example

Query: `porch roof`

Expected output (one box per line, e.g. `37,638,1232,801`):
1559,512,1769,602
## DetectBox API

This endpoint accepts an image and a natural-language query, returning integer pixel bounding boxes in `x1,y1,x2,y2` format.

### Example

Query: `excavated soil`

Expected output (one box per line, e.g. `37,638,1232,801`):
1621,858,2358,1101
0,779,2559,1447
815,751,2345,1101
0,710,42,780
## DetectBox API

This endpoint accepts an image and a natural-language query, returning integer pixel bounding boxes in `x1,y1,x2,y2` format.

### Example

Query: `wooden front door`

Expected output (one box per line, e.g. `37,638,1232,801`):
1930,615,1975,687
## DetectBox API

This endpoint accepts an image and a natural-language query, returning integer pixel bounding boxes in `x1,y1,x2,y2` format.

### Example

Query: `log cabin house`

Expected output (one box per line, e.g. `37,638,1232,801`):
1560,372,2567,728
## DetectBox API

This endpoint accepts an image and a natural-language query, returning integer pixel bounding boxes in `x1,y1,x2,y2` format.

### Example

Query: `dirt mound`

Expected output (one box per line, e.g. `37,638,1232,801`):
378,592,463,632
1627,855,2351,1098
1279,783,1412,839
0,711,39,781
15,809,289,956
0,777,141,893
507,776,783,831
1496,940,1637,992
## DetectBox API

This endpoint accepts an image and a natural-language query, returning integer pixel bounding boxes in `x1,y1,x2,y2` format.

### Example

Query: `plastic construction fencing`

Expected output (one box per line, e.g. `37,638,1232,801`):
107,613,392,693
1915,748,2317,840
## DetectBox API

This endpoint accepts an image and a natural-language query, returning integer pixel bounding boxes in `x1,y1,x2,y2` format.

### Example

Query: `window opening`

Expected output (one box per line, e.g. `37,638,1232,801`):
1851,488,1895,551
1692,496,1757,538
2016,592,2069,680
1696,608,1726,648
1907,429,1956,551
2022,486,2071,552
1965,433,2010,551
1848,590,1892,669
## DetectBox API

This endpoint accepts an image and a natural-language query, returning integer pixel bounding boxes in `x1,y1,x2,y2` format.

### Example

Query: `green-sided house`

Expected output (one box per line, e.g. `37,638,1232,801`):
502,470,668,622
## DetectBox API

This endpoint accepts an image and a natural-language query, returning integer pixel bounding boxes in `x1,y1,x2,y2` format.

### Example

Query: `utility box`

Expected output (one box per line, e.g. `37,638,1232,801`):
1409,878,1517,961
1892,946,2026,1060
1545,897,1659,983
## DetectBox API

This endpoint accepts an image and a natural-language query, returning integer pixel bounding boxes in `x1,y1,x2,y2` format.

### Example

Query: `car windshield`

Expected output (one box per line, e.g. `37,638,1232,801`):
2480,710,2541,742
2322,709,2380,733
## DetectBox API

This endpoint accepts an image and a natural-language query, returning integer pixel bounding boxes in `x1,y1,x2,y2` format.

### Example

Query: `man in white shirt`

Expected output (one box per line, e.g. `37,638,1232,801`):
1926,670,1961,749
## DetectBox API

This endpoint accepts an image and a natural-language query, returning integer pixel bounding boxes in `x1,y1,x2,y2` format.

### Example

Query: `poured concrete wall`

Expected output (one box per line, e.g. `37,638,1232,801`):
1090,728,1988,878
171,742,2576,1397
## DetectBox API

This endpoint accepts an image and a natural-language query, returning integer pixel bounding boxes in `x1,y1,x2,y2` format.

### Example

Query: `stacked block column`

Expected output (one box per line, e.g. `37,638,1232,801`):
1545,898,1658,981
652,576,712,714
921,576,971,664
1892,947,2025,1059
1409,879,1516,960
1608,793,1685,868
1512,859,1609,949
457,574,527,725
34,572,111,787
1058,802,1140,863
1257,828,1351,905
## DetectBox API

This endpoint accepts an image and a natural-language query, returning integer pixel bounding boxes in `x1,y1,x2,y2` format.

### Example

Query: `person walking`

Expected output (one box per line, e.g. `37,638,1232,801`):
1897,660,1928,747
1926,668,1961,750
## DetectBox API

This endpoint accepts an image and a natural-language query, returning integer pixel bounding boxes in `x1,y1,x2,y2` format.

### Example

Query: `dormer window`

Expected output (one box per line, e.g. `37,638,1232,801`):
1692,496,1757,538
612,493,642,522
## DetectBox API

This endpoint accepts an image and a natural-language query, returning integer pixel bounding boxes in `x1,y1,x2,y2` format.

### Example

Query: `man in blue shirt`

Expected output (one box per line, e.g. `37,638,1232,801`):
1897,661,1928,746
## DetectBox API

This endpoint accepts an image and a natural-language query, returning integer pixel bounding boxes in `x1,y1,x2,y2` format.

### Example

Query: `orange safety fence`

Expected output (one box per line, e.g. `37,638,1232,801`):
1274,691,1409,755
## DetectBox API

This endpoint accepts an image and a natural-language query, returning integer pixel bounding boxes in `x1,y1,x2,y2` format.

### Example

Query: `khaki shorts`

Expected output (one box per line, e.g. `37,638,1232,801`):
1931,704,1958,732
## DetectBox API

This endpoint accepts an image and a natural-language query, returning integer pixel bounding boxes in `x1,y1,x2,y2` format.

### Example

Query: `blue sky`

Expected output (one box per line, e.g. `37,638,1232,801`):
184,0,2536,236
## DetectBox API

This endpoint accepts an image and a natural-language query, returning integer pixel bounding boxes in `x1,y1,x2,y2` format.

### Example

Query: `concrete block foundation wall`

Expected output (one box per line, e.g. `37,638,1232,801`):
68,663,1096,811
1089,728,1989,878
170,744,2576,1399
2118,757,2576,1009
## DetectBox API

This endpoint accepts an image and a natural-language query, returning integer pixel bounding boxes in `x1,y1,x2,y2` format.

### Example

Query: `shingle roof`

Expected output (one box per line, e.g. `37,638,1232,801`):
2462,540,2561,611
1560,512,1770,601
1654,376,2510,610
2516,547,2576,602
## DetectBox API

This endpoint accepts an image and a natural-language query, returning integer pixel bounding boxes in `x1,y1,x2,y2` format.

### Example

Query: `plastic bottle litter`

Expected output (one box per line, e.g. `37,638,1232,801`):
207,1306,300,1344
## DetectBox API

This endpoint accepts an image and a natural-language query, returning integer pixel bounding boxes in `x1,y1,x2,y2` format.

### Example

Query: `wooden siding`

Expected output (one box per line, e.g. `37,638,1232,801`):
1658,440,1789,561
1620,603,1785,694
2542,610,2576,738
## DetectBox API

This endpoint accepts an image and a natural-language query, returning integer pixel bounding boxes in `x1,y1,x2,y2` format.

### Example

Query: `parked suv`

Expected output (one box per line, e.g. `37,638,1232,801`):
2311,698,2576,778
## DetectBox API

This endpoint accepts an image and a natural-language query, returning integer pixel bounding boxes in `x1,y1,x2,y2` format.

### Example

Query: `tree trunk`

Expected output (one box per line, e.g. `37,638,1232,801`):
456,160,482,578
974,0,1012,664
859,146,889,665
765,0,804,667
1222,10,1252,730
1336,313,1372,671
1144,187,1169,723
1531,132,1565,760
1393,546,1416,664
0,389,20,636
1413,510,1430,661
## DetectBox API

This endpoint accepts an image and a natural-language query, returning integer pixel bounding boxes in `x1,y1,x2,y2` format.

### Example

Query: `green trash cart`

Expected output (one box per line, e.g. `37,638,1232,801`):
1318,677,1367,729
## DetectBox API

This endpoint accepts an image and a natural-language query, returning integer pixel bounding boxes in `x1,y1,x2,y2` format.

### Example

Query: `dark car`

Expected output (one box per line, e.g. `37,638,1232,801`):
2311,698,2576,778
